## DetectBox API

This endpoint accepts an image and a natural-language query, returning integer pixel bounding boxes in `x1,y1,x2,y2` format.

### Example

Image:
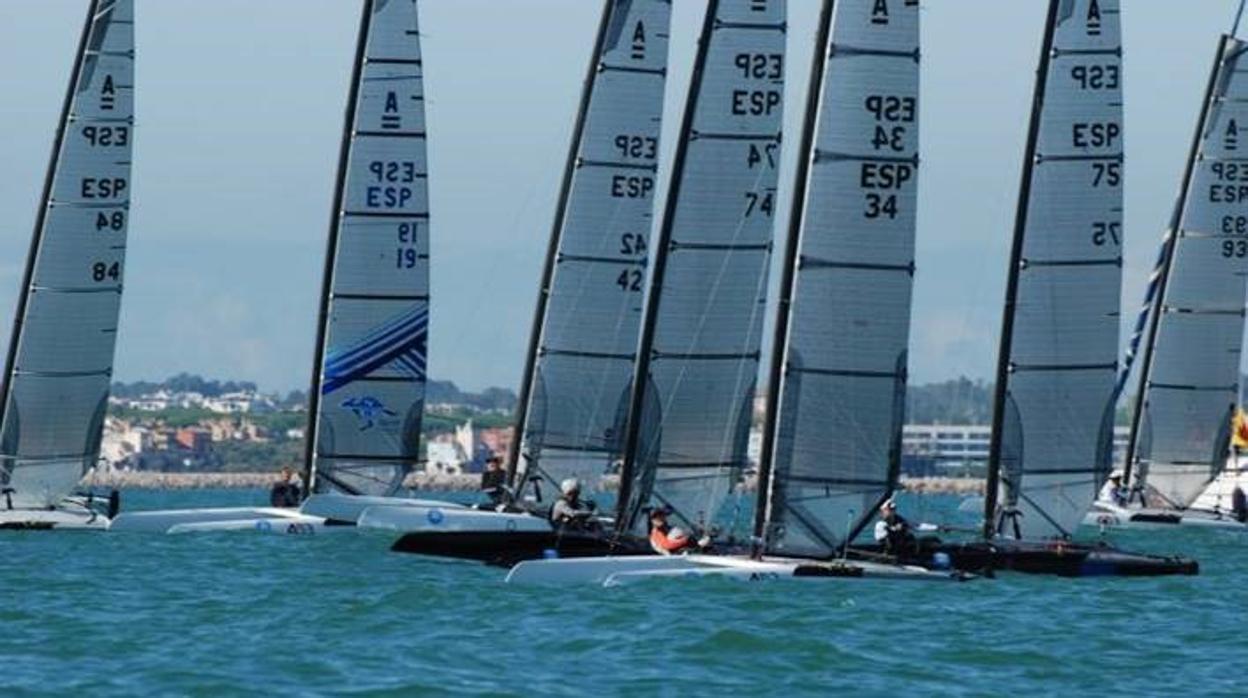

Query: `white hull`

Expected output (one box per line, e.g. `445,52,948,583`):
109,506,297,533
298,494,457,522
505,554,968,585
0,506,109,530
358,503,554,533
1083,501,1248,531
109,493,462,534
168,514,345,535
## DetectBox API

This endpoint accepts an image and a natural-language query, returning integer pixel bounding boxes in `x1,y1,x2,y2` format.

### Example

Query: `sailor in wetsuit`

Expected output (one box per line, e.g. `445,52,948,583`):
648,508,710,555
1098,471,1128,507
479,455,507,506
1232,486,1247,524
549,478,596,529
269,466,301,508
873,499,916,557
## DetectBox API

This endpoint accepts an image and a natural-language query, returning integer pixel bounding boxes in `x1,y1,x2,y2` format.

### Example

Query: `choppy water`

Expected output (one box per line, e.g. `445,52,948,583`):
1,489,1242,696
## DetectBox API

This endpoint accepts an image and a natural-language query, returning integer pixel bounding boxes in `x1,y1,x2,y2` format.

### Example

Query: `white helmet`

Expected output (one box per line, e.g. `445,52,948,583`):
560,478,581,496
668,526,688,541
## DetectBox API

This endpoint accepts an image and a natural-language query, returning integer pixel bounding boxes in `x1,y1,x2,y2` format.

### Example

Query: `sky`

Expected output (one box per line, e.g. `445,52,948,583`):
0,1,1241,393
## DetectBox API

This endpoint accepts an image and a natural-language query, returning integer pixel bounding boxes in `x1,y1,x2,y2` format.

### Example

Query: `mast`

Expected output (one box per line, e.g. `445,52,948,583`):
506,0,616,487
302,0,374,498
1120,36,1229,489
0,0,101,451
614,0,721,530
754,0,836,544
982,0,1061,539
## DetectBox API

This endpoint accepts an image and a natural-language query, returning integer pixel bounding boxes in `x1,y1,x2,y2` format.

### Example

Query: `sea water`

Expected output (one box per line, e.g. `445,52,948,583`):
1,489,1242,696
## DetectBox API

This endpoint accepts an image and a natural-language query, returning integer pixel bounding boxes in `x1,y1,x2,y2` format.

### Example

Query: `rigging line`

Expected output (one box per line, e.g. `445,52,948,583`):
1236,0,1247,38
647,141,775,528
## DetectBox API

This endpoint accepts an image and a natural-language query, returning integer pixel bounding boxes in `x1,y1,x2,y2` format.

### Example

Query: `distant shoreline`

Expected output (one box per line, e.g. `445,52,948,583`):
83,470,985,495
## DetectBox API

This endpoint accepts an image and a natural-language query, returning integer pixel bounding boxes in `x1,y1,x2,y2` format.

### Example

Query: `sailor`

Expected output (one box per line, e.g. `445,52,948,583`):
479,455,507,505
269,466,301,508
550,478,595,528
1099,471,1128,507
1232,486,1247,524
648,508,701,555
873,499,916,556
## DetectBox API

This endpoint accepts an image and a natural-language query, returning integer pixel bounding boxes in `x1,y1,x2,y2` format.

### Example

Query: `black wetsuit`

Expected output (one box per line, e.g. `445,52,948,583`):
1232,487,1247,524
270,482,300,508
480,468,506,502
879,514,917,556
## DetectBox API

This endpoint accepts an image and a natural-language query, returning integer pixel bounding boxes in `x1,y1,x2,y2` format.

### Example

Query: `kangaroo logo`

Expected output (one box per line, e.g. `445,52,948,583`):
341,396,396,431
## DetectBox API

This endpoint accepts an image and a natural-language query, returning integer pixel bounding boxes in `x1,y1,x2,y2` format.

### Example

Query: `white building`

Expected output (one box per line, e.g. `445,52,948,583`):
902,424,1130,472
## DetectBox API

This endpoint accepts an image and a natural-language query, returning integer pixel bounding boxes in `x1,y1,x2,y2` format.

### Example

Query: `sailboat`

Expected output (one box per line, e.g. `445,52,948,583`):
374,0,675,552
392,0,785,563
0,0,135,530
1085,15,1248,531
509,0,968,585
109,0,449,534
919,0,1194,575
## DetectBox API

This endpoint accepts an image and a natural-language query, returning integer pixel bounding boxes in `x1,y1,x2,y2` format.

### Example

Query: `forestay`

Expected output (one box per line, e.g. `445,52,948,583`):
988,0,1123,540
619,0,786,537
307,0,429,497
761,0,919,558
1128,37,1248,508
511,0,672,498
0,0,135,509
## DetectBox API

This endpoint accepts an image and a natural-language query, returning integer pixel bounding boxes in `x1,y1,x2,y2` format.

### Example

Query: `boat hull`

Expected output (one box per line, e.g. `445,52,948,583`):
918,539,1199,577
359,503,553,534
109,494,462,534
391,527,649,566
0,507,109,530
505,554,970,585
1082,501,1247,531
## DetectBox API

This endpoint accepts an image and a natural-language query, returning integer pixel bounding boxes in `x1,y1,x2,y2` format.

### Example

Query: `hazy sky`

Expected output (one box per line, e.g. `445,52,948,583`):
0,1,1242,393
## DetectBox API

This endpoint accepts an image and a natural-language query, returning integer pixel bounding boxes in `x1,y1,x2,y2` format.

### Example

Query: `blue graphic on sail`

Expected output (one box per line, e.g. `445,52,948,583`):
340,396,398,431
322,305,427,395
1112,221,1173,401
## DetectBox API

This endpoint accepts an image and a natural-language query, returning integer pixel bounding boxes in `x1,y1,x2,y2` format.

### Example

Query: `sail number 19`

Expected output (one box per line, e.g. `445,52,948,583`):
396,221,420,269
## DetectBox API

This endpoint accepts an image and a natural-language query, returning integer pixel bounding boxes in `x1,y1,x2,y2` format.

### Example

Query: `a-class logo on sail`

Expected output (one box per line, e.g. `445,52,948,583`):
341,396,397,432
1086,0,1103,37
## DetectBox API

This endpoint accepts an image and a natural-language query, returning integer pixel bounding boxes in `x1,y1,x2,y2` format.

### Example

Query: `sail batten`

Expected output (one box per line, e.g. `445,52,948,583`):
510,0,673,497
306,0,430,498
758,0,919,558
985,0,1123,540
1123,34,1248,509
618,0,786,537
0,0,135,509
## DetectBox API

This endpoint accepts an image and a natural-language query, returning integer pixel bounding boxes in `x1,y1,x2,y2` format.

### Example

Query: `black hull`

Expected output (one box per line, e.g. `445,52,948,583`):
391,529,651,567
910,539,1198,577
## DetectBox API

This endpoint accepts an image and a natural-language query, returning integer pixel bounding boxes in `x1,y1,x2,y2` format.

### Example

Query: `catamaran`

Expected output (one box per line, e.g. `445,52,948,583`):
1084,11,1248,532
109,0,448,534
508,0,969,584
372,0,674,552
920,0,1194,575
0,0,135,530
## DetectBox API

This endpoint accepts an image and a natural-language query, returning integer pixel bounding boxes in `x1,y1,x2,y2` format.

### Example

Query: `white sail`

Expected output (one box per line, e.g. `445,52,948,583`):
0,0,135,509
1128,37,1248,508
988,0,1123,539
511,0,672,497
619,0,787,537
761,0,919,557
307,0,429,497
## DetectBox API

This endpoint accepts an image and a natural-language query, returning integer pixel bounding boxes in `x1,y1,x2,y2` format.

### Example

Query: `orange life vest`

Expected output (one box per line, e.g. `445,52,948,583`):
649,526,690,555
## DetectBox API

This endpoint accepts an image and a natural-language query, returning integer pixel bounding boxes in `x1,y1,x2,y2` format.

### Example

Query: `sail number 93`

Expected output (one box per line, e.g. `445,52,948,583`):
1222,216,1248,258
